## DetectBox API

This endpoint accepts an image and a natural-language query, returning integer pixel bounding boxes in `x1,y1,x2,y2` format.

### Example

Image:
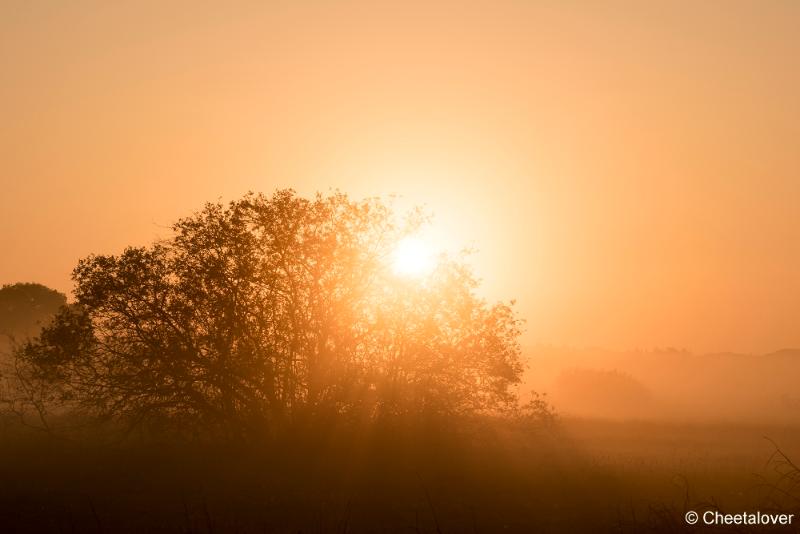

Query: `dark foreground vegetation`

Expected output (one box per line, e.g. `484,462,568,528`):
2,418,800,533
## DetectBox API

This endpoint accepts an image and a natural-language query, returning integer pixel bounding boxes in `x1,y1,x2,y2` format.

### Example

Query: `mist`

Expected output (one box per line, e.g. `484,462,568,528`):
525,346,800,424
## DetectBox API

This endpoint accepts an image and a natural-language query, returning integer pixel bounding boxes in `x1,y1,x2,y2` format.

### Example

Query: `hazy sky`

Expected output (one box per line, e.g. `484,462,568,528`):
2,0,798,353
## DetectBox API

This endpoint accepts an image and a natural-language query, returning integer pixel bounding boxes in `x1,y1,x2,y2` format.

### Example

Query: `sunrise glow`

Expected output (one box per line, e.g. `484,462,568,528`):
392,236,434,277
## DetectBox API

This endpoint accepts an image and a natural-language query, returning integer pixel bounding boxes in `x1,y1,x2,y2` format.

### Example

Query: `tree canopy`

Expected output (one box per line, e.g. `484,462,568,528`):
0,283,66,340
11,191,524,437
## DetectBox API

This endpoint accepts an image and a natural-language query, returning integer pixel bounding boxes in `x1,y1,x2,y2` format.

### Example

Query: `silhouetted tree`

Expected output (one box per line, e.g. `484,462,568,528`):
11,191,524,437
0,283,66,341
0,283,67,429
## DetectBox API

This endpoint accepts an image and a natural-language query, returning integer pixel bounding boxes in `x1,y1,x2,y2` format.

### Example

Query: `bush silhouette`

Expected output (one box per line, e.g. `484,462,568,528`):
0,283,66,340
11,190,524,438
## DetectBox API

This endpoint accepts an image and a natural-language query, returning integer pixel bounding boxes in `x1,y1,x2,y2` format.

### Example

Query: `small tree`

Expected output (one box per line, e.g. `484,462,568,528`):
11,190,524,437
0,283,66,341
0,283,67,430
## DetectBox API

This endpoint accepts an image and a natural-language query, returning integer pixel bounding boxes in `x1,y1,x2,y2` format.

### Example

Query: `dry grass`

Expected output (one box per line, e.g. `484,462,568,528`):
1,417,799,533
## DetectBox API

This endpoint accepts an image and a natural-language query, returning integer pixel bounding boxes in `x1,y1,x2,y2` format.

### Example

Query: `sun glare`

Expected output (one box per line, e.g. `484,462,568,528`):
392,236,434,277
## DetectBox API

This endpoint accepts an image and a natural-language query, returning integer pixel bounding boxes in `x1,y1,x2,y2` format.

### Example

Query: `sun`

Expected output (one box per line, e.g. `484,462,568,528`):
392,236,434,277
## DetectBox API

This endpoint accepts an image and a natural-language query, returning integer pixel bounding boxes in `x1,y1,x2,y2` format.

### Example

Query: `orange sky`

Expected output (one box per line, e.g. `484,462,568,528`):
2,0,799,353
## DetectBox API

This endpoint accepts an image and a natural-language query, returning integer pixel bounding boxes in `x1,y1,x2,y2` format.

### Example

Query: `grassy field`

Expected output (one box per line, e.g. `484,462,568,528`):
2,417,799,533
